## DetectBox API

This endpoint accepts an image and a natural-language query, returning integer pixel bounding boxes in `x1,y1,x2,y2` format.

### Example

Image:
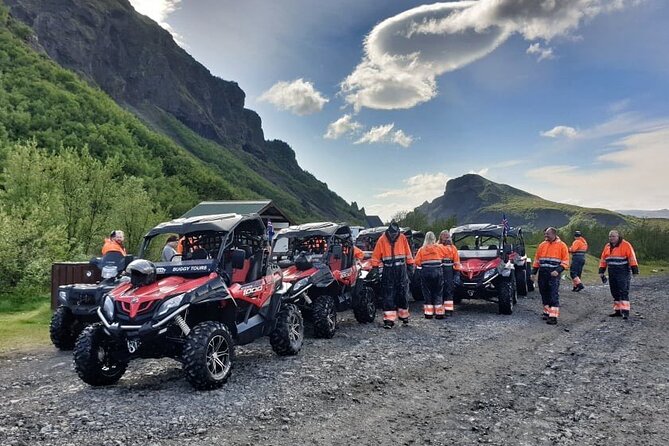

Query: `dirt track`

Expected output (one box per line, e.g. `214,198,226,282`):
1,276,667,446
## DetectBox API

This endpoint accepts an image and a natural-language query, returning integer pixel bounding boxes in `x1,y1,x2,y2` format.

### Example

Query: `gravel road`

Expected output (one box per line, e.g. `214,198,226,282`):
1,276,667,446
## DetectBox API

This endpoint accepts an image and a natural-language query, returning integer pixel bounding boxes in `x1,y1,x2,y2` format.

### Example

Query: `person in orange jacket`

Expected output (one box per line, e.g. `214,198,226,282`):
101,230,127,256
371,221,415,329
414,232,445,319
599,230,638,320
569,230,588,292
530,227,569,325
438,230,461,316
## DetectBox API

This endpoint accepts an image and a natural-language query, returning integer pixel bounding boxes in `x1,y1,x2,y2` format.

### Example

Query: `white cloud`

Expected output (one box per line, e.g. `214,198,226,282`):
369,172,451,220
468,168,490,176
259,79,328,115
542,112,668,140
324,114,362,140
541,125,579,138
129,0,184,45
526,125,669,210
526,42,555,61
354,123,414,148
341,0,637,111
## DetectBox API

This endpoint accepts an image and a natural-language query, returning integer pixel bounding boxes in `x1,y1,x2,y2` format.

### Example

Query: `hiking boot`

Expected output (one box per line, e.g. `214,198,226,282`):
546,317,558,325
383,320,394,329
622,311,629,320
571,286,578,292
424,314,433,319
609,311,622,317
400,317,410,326
575,283,585,292
542,313,549,320
435,315,444,320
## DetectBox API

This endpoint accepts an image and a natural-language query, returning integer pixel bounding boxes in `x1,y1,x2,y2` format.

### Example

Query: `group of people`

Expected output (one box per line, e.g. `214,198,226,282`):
367,221,640,330
102,222,640,327
369,222,461,329
525,227,638,325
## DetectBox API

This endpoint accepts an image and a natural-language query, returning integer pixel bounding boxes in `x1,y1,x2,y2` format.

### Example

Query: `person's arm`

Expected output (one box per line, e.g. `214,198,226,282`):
452,246,461,270
558,243,569,273
371,238,384,268
627,242,639,275
531,243,542,276
598,245,608,275
414,248,423,267
403,236,414,265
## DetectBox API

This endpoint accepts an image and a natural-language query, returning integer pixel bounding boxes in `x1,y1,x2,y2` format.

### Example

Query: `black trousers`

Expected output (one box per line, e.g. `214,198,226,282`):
570,255,585,279
538,269,560,309
421,267,443,307
609,267,631,304
442,266,454,300
382,265,409,312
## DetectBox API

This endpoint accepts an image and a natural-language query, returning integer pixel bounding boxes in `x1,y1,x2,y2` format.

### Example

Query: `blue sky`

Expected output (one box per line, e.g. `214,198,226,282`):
129,0,669,220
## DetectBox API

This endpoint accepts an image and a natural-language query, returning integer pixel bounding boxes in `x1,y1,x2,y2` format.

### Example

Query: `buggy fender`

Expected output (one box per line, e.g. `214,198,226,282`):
188,275,233,305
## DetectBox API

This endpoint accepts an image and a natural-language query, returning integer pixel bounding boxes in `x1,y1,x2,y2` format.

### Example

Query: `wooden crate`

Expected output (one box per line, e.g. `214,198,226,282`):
50,262,101,309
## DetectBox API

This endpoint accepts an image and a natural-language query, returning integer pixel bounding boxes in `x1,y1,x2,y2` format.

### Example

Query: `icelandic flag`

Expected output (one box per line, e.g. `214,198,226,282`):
502,213,510,238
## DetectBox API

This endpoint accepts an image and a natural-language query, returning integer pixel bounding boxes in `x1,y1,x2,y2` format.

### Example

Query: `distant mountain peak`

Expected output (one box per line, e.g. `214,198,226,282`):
417,174,627,230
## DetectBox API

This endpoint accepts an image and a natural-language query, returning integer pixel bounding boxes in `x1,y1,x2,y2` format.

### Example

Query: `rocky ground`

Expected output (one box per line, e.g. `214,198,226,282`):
1,276,667,446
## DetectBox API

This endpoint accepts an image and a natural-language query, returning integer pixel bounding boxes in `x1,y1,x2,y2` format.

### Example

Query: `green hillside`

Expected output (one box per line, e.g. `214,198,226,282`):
4,0,365,224
416,174,629,230
0,8,358,294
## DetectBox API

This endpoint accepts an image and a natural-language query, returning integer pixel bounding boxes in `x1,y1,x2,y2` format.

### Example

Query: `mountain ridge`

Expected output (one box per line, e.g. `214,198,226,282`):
4,0,364,223
416,174,629,230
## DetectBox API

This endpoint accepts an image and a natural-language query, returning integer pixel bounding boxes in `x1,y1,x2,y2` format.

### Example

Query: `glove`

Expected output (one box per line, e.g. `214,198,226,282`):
600,274,608,284
453,274,461,286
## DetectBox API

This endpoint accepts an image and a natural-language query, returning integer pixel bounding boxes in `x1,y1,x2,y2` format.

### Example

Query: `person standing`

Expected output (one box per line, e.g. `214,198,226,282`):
569,230,588,292
531,227,569,325
102,230,127,256
371,221,415,329
438,230,461,316
414,232,444,319
599,230,638,320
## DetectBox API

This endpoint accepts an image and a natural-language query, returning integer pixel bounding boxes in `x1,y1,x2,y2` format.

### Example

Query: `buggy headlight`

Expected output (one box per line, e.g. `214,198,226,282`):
156,293,185,318
483,269,497,280
292,278,309,293
58,290,68,303
102,295,114,320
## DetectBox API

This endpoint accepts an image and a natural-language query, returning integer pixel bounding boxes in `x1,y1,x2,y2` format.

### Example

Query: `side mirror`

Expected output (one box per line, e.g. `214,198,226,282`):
332,245,343,259
231,249,246,270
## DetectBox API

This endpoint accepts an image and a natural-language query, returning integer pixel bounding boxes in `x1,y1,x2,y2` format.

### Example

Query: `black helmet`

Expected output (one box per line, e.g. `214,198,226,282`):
127,259,157,287
386,220,400,243
574,230,582,237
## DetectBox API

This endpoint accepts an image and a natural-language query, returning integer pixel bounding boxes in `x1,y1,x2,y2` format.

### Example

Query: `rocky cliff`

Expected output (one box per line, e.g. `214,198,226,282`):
5,0,364,223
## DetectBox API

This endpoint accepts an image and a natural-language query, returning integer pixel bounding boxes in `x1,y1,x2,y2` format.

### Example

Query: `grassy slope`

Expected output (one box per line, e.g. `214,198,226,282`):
0,299,50,354
484,195,628,226
0,8,361,223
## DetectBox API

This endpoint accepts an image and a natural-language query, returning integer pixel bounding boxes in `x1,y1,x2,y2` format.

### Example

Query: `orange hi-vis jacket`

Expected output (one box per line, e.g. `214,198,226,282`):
569,237,588,257
101,238,127,256
353,246,365,261
439,244,461,270
414,244,444,268
532,237,569,273
599,239,638,273
371,233,415,268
